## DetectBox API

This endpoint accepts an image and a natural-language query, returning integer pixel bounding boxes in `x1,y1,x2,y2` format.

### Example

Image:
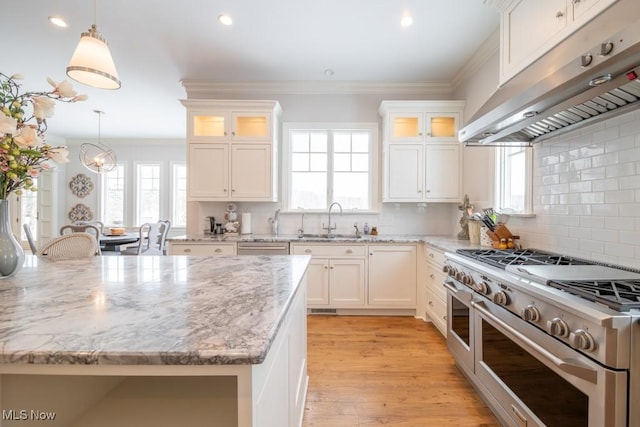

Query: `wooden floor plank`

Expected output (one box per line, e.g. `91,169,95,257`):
303,315,500,427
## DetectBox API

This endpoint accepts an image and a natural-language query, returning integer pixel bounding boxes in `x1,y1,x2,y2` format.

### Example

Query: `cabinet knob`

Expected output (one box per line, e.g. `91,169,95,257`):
426,189,431,193
324,266,328,269
330,266,334,269
430,274,435,279
305,249,312,254
224,131,227,136
419,132,423,136
555,11,564,18
429,253,434,258
184,248,191,253
572,0,580,3
427,133,431,137
232,131,236,136
346,249,353,254
215,248,222,253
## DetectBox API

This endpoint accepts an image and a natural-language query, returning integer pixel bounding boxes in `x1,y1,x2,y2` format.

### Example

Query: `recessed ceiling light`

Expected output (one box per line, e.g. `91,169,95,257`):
48,16,68,28
218,14,233,26
400,15,413,28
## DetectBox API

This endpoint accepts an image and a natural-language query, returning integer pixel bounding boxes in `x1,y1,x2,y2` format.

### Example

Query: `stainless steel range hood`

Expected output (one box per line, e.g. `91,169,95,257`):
459,0,640,146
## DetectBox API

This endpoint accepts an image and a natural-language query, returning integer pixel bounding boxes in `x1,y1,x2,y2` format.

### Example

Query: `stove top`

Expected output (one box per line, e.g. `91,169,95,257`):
456,248,593,269
455,248,640,312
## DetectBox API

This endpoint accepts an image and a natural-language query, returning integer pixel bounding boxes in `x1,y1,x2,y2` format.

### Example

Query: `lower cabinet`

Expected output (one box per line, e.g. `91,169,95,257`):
168,242,237,256
368,245,417,308
292,243,418,311
425,244,447,336
291,244,366,309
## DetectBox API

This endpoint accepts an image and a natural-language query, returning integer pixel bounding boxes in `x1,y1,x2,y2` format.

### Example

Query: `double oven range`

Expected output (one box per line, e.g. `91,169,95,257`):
444,248,640,427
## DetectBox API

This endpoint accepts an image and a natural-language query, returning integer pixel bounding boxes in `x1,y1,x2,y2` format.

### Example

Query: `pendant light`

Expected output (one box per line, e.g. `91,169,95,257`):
80,110,117,173
66,0,120,90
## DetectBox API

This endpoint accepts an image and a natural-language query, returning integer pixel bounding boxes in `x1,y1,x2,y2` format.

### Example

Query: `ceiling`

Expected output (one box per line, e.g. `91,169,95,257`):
4,1,499,140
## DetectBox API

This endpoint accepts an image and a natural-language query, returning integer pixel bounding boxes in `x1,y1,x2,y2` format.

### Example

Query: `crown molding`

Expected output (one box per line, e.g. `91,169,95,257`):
451,28,500,90
181,80,454,97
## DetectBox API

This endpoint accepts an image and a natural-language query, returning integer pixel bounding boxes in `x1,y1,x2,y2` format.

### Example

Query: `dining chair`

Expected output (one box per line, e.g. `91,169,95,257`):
74,220,105,234
158,220,172,255
60,224,102,255
23,224,38,254
37,233,100,260
121,222,164,256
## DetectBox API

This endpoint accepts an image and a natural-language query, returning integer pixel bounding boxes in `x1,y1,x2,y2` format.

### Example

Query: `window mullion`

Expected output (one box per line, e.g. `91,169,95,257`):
326,131,334,207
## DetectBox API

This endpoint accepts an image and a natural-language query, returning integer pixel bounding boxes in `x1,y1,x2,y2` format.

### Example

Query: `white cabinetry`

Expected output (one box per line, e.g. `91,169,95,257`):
291,244,366,308
368,245,417,308
168,242,237,256
499,0,618,84
380,101,464,203
181,100,281,202
424,245,448,337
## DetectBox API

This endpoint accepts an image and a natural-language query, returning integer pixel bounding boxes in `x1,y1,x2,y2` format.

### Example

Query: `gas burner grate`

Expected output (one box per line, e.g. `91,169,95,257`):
456,248,593,269
548,280,640,312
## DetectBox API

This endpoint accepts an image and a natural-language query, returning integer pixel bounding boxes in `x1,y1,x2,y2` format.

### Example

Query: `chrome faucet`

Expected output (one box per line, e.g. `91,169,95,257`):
323,202,343,235
297,213,305,237
270,209,280,235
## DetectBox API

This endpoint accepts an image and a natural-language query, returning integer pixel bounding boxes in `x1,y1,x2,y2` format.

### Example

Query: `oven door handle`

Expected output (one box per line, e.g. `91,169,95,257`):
473,300,598,384
443,280,473,303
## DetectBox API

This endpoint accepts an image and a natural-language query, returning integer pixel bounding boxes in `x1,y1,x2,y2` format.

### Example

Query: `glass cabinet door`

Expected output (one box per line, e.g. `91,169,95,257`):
191,112,228,139
232,112,271,140
389,113,423,142
425,112,459,141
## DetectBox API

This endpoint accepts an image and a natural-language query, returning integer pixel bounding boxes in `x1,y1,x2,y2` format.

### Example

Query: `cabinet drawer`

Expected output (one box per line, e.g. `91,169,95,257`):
170,243,236,256
425,245,445,266
291,244,366,257
426,290,447,337
428,269,448,301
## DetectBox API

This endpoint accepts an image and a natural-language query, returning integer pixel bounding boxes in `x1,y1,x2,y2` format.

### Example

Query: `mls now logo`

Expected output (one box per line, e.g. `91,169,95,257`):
2,409,56,421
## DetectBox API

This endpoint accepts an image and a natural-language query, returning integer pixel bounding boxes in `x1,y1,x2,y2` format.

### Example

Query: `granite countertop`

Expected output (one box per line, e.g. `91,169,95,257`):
168,233,482,253
0,255,310,366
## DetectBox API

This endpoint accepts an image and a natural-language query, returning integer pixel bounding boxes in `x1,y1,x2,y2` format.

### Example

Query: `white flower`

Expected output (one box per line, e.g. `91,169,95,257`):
14,126,42,148
0,115,18,135
32,96,56,120
72,94,89,102
47,77,78,98
46,146,70,163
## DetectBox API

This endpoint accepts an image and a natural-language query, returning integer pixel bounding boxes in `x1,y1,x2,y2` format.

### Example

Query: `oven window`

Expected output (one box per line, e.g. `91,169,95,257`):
451,295,470,346
482,320,588,426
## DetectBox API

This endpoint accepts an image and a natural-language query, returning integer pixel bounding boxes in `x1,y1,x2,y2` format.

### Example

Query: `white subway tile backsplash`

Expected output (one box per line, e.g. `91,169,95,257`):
506,109,640,268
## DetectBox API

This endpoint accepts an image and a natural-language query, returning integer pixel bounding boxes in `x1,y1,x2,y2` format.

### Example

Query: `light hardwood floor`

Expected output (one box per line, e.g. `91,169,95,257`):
303,316,500,427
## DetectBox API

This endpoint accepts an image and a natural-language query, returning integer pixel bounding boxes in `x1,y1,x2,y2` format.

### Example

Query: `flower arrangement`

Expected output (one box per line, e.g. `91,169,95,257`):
0,72,87,199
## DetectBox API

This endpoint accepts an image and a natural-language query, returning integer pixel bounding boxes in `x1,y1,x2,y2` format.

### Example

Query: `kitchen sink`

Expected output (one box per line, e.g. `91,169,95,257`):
298,233,361,239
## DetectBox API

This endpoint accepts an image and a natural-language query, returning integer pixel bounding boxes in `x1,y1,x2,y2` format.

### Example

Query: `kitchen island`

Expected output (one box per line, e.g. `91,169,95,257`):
0,255,310,427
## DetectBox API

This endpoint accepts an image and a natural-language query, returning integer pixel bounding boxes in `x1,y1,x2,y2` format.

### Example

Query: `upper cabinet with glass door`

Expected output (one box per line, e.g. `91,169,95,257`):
187,105,273,142
382,102,463,143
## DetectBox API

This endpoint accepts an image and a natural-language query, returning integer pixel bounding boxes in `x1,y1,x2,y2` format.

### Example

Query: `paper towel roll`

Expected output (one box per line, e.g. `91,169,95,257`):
240,213,252,234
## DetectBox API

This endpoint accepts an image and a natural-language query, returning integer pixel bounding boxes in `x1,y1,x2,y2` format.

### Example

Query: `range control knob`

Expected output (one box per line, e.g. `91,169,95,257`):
569,329,597,352
475,281,490,295
492,291,509,306
462,274,474,287
547,317,570,338
442,265,451,274
448,267,458,278
521,305,541,322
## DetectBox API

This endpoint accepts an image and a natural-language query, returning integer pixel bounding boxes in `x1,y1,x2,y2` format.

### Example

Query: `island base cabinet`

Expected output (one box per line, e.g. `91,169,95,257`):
0,281,309,427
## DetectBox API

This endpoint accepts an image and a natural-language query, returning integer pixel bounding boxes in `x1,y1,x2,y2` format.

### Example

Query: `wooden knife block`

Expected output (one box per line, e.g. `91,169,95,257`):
486,224,519,248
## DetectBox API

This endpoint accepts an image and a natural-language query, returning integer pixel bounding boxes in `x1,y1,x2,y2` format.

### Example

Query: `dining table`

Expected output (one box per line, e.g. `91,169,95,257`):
99,232,140,252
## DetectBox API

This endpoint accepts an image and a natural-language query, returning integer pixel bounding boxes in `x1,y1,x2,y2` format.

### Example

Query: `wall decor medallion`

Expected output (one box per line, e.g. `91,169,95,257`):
69,173,94,198
68,204,94,222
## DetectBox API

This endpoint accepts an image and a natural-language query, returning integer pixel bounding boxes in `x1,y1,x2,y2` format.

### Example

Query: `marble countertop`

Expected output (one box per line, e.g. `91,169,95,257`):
168,233,482,253
0,255,310,366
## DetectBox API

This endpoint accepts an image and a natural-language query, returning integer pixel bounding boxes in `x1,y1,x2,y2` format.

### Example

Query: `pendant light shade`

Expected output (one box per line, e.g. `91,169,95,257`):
66,0,120,90
80,110,117,173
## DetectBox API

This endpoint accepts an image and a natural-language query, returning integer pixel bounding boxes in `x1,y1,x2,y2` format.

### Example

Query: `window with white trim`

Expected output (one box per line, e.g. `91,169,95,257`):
101,164,125,226
496,146,533,214
100,161,186,227
285,123,376,211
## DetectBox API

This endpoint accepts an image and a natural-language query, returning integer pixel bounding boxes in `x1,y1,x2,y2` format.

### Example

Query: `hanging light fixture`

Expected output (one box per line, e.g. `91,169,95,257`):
80,110,117,173
66,0,120,90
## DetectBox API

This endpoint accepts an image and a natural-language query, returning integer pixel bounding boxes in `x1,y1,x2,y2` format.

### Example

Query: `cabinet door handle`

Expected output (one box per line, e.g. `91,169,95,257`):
184,248,192,253
346,249,353,254
572,0,580,3
429,253,434,258
215,248,222,253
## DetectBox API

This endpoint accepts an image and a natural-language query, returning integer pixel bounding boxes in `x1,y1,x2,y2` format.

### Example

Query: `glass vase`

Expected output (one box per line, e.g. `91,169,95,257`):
0,199,25,278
